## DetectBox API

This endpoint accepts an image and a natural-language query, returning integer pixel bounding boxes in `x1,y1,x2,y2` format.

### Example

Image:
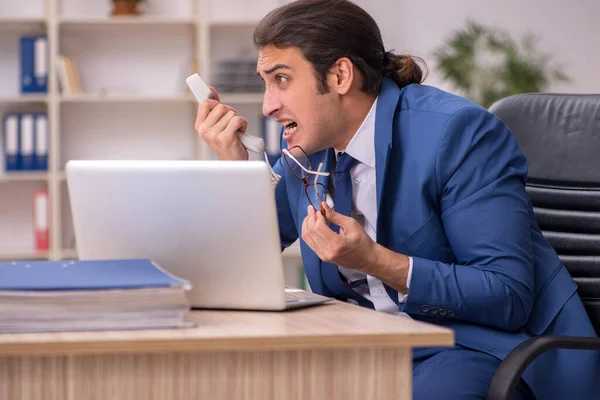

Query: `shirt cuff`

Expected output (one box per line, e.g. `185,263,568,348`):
407,256,413,288
398,256,413,304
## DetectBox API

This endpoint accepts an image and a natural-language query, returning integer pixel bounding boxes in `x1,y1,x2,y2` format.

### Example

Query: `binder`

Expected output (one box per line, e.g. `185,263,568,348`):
0,258,189,291
3,113,20,171
34,113,48,171
20,35,48,93
33,190,49,252
0,258,192,333
20,114,35,170
34,36,48,92
262,115,282,166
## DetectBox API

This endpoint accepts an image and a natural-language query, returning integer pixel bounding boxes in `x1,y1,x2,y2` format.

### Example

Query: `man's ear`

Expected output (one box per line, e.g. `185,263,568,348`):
329,57,354,95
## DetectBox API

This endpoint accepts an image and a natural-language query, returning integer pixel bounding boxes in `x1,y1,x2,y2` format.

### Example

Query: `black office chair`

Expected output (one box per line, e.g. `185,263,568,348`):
485,93,600,400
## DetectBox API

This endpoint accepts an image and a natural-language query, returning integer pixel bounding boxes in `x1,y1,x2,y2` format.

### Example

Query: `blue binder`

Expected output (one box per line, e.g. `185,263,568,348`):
0,258,190,291
34,113,48,171
20,35,48,93
19,113,35,170
2,113,20,171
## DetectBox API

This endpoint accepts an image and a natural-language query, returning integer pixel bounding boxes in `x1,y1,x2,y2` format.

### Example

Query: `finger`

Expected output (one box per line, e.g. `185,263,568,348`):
204,103,236,128
314,207,338,242
322,202,351,229
301,213,318,251
212,110,236,133
311,210,341,262
305,205,317,231
209,86,220,102
308,206,336,257
221,115,249,143
303,206,319,240
195,99,220,125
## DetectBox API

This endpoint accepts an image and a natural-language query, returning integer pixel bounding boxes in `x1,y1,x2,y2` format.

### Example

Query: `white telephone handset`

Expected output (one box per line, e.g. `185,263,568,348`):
186,73,266,154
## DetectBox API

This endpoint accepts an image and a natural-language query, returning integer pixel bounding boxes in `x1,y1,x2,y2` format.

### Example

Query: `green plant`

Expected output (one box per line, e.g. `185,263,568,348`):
433,19,570,108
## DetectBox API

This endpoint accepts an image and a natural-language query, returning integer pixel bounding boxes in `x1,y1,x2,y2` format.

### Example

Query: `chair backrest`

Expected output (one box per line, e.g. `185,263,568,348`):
489,93,600,335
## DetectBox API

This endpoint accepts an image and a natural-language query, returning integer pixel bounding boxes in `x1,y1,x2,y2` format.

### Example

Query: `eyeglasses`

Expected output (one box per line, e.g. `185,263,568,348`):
282,145,334,214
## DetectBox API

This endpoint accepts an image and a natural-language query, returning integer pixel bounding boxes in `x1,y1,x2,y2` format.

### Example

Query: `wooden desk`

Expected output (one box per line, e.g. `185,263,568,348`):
0,292,453,400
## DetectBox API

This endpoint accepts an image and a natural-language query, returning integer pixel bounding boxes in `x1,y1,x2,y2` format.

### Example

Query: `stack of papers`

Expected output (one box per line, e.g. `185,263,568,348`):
0,258,192,333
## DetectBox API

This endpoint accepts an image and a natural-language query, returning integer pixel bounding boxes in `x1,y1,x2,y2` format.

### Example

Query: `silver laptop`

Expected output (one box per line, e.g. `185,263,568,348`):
65,159,330,311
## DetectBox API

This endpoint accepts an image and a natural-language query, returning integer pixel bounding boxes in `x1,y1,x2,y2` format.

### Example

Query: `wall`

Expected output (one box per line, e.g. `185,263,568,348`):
354,0,600,96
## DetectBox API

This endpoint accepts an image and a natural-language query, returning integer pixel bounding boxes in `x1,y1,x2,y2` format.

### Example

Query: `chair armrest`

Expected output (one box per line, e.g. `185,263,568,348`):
486,335,600,400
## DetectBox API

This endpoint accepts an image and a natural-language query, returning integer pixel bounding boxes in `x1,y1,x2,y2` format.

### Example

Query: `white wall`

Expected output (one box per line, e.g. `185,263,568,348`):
354,0,600,95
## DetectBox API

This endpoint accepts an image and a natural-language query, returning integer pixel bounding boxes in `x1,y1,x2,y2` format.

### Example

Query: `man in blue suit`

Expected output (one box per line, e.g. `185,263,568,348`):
194,1,600,398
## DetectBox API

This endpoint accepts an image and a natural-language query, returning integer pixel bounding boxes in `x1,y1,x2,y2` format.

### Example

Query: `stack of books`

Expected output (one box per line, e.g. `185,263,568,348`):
0,258,192,333
56,55,83,95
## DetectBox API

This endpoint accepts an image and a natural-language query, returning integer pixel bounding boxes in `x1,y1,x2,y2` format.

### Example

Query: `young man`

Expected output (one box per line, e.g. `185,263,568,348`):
194,1,599,399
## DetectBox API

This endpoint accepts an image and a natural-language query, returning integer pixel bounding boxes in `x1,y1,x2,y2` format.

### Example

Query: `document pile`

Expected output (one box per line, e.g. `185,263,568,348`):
0,258,192,333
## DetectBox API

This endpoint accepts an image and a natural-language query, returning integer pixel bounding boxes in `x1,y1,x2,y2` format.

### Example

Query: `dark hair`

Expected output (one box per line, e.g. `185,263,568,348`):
253,0,427,95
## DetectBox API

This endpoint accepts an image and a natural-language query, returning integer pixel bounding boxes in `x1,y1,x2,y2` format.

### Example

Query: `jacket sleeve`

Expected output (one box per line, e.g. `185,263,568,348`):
403,106,535,332
273,157,299,251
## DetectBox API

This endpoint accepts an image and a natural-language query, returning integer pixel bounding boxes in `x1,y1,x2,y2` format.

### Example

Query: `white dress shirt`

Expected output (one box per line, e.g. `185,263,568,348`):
334,97,413,316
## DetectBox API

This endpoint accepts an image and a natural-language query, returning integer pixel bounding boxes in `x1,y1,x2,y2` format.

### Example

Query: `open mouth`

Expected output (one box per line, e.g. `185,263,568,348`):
282,120,298,137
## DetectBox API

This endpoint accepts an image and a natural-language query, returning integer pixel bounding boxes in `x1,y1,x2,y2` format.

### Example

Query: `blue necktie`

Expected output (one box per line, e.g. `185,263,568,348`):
320,152,373,308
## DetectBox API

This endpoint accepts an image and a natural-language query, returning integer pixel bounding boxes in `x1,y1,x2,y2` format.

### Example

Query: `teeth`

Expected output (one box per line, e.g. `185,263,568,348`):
281,120,295,127
284,124,297,135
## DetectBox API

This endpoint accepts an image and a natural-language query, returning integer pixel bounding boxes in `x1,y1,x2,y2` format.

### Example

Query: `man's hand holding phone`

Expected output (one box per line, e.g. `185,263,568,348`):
194,86,250,161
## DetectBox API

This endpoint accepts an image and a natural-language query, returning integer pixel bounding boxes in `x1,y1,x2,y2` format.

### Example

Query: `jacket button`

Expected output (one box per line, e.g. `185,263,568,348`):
430,307,438,315
439,308,447,316
448,310,456,317
420,305,430,313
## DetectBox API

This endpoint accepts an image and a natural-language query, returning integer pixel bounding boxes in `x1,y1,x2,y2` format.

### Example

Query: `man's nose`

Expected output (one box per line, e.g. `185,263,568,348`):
262,90,281,117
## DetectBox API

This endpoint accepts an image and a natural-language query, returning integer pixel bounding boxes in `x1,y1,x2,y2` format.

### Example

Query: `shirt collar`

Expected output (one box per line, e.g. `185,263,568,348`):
334,97,377,169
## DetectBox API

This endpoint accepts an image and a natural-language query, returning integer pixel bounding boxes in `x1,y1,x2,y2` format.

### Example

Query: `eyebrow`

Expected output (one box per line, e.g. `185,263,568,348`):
256,64,291,77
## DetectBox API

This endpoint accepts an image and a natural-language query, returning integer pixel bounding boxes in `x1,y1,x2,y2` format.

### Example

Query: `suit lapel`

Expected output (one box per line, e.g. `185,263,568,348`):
375,77,401,240
374,79,405,306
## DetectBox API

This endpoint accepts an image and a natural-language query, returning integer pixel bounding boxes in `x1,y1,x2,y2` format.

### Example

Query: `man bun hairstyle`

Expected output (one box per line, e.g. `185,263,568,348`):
253,0,426,95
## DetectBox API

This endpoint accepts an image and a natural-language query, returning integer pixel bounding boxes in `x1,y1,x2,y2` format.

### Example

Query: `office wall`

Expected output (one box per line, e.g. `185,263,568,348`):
354,0,600,96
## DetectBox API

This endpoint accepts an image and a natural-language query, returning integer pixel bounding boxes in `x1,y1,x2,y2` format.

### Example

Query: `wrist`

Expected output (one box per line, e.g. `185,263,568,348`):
368,244,410,293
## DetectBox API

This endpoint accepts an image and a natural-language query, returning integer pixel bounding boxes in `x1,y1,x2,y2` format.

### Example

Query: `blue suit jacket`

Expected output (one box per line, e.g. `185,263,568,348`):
272,77,600,399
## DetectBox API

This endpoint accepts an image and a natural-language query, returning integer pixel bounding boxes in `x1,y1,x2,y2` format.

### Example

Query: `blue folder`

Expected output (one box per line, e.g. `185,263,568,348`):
0,258,189,291
34,113,48,171
20,35,47,93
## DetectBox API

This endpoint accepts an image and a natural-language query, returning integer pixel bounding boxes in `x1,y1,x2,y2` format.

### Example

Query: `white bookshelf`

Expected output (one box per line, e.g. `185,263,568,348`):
0,95,48,103
0,0,293,263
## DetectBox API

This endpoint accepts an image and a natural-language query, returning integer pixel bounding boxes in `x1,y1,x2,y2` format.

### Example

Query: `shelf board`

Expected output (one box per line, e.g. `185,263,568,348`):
59,93,263,104
60,93,196,104
0,95,48,103
219,93,263,104
0,17,46,28
58,16,196,27
0,251,49,261
0,172,50,183
208,20,260,27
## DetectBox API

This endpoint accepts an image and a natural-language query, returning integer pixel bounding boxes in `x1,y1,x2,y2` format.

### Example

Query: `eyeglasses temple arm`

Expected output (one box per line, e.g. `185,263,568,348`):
282,149,330,177
314,162,323,186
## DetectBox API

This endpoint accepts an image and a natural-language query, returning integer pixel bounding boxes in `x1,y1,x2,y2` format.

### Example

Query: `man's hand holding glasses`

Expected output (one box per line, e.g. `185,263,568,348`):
283,145,377,273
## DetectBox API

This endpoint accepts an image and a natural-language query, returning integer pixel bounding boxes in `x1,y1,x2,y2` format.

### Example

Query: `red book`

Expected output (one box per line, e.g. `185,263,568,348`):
33,190,49,252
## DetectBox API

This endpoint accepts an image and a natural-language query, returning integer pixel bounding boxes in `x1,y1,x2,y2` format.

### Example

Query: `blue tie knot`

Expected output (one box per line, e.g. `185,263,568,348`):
336,152,358,174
